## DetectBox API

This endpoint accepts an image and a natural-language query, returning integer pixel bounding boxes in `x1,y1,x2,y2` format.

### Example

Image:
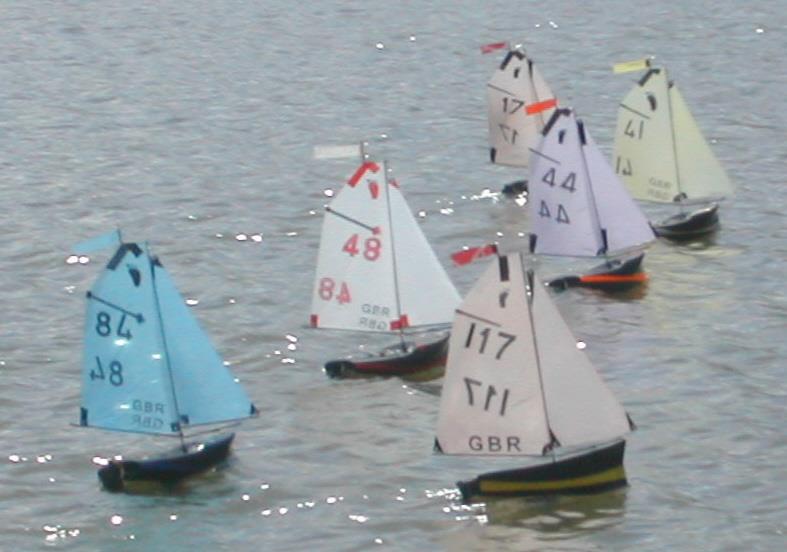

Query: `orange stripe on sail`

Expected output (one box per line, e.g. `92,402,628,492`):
526,98,557,115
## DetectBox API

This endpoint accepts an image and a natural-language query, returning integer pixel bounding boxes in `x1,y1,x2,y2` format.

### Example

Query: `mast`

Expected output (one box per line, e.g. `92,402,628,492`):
526,58,545,129
521,258,558,455
576,120,607,256
663,67,685,206
147,243,187,452
383,161,407,351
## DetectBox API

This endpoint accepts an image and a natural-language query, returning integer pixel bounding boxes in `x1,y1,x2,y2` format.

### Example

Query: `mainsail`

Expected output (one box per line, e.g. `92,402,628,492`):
436,253,631,456
613,67,733,203
487,48,557,167
529,109,655,257
80,243,255,435
310,161,460,332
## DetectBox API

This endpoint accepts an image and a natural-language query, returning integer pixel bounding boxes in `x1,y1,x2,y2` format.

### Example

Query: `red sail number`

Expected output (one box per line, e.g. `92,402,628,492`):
318,277,351,304
342,234,381,261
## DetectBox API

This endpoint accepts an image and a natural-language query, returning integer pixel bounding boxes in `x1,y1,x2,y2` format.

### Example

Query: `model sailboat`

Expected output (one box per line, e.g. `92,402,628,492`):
528,108,655,289
612,61,733,239
310,160,460,380
77,235,257,492
436,251,635,500
485,44,557,197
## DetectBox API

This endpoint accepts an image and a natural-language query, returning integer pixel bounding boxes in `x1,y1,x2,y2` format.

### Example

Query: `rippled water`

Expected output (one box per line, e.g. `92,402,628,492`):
1,1,785,550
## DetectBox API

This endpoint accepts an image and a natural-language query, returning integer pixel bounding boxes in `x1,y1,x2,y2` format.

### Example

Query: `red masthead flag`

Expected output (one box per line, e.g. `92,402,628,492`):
480,41,509,54
451,244,498,266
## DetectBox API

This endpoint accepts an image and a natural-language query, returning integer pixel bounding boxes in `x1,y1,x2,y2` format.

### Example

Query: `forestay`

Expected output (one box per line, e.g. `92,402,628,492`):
487,48,556,167
436,253,631,456
311,161,459,332
529,109,654,257
613,68,733,203
80,243,255,435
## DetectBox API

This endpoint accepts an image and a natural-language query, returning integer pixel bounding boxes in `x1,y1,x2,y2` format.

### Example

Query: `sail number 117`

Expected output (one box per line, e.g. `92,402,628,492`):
464,322,516,359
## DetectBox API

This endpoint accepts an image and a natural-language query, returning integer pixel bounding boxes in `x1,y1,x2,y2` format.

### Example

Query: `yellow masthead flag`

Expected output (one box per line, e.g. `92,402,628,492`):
612,58,651,74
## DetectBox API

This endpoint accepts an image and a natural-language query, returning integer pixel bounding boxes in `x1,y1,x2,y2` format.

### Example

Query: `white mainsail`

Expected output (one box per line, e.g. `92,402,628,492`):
487,48,556,167
436,253,631,456
529,108,654,257
613,67,732,203
310,161,459,332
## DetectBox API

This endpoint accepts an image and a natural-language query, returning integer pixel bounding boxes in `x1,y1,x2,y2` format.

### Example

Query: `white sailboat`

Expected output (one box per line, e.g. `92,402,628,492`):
485,44,557,196
310,159,460,379
75,232,257,492
528,107,655,289
436,251,634,500
612,61,733,239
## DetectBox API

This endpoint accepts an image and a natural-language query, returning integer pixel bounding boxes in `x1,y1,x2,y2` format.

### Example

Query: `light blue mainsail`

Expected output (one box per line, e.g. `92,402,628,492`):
80,242,256,436
152,259,256,427
81,243,178,435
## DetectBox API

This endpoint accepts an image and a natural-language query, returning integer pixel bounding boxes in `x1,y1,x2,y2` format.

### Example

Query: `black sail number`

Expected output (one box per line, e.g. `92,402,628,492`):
501,97,524,114
464,322,516,359
464,377,510,416
95,311,133,339
498,124,518,145
91,356,124,386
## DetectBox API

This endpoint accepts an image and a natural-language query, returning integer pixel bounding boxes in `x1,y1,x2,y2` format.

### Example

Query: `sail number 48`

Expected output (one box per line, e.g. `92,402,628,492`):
318,277,352,304
342,234,381,261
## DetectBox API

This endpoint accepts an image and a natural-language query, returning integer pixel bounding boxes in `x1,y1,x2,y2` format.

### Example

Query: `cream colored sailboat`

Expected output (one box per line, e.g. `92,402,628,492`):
613,60,733,239
484,43,557,197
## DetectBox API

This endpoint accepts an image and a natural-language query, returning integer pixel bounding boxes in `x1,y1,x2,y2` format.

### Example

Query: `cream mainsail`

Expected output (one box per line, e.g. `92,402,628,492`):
613,67,732,203
487,48,556,167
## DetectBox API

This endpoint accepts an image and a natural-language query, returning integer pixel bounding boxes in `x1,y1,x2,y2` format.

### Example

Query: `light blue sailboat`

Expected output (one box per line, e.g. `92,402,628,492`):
76,232,257,491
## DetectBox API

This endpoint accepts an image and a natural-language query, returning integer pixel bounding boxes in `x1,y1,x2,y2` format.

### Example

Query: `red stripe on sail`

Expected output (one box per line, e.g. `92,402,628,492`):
526,98,557,115
481,41,509,54
451,244,498,266
390,315,410,330
348,162,380,187
310,314,319,327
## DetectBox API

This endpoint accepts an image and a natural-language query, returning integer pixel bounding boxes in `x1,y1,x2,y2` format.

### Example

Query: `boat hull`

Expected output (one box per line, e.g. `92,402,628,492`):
98,433,235,492
457,440,627,501
546,253,647,291
324,335,448,381
653,204,719,240
501,179,529,198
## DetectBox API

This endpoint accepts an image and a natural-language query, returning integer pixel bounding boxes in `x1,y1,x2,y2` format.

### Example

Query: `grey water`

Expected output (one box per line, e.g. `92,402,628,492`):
1,1,785,550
